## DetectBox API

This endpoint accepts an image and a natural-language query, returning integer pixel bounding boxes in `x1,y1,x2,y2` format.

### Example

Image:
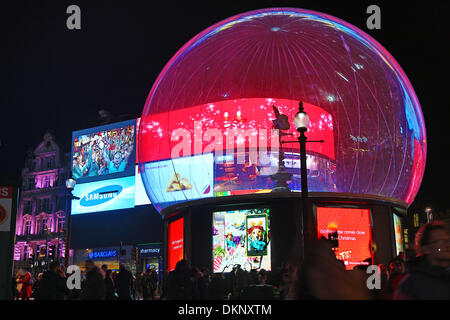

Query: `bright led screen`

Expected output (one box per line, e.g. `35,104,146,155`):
168,217,184,272
212,208,271,273
316,207,373,270
142,153,214,205
71,176,135,215
72,119,136,183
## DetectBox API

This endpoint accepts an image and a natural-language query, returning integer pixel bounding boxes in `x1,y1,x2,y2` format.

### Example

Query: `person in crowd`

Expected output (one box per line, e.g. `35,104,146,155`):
208,273,227,300
134,272,144,300
167,259,195,300
80,260,105,300
230,264,249,299
104,269,116,300
291,237,372,299
115,264,133,300
31,273,43,299
384,258,406,299
196,268,210,300
101,264,108,276
35,262,68,300
19,272,33,300
15,273,23,300
395,221,450,300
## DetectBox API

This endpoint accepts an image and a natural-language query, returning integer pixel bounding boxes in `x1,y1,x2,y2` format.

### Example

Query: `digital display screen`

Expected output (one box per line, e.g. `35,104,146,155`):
71,176,135,215
135,165,151,206
393,213,404,256
142,153,214,204
316,207,373,270
168,217,184,272
212,208,271,273
72,119,136,183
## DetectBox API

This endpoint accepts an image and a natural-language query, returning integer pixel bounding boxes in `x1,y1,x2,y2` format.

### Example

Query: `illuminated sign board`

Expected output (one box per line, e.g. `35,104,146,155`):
88,250,118,260
72,119,136,184
212,208,271,273
71,176,135,215
168,218,184,272
316,207,373,270
142,153,214,204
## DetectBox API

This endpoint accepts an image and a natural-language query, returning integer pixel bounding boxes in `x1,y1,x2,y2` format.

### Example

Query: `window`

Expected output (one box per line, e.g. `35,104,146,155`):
413,213,420,228
27,177,35,190
24,219,32,235
23,201,32,214
46,157,54,169
57,216,65,233
37,217,49,234
38,198,51,212
43,176,52,188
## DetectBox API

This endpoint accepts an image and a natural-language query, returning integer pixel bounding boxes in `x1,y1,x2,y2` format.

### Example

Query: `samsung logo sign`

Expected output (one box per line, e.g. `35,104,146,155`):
88,250,118,260
80,185,123,207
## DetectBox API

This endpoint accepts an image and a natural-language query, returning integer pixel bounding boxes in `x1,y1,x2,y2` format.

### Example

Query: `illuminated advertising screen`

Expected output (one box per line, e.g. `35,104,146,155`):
135,165,151,206
72,119,136,184
212,208,271,273
316,207,373,270
393,213,404,256
142,153,214,204
168,217,184,272
71,176,135,215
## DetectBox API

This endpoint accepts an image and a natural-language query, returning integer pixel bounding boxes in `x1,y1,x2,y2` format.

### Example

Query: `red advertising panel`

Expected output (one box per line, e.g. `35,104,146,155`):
316,207,373,270
139,98,335,164
168,217,184,271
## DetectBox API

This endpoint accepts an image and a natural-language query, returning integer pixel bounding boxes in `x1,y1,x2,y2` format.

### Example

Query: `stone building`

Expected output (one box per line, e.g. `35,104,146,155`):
13,132,70,273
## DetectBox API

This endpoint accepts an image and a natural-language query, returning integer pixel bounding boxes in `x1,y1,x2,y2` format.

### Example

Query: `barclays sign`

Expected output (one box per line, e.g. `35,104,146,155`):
88,250,118,260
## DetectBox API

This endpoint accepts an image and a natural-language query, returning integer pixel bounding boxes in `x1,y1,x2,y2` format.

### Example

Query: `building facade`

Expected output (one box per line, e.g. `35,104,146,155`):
13,132,70,274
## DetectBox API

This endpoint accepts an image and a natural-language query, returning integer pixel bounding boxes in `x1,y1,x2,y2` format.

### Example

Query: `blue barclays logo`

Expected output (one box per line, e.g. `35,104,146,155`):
80,185,123,207
88,250,118,260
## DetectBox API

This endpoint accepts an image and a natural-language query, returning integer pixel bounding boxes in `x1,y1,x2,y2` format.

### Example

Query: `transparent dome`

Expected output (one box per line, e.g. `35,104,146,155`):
138,8,426,213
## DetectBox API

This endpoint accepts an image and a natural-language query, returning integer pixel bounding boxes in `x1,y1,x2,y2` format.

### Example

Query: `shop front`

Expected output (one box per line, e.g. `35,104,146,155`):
137,243,162,277
73,245,136,274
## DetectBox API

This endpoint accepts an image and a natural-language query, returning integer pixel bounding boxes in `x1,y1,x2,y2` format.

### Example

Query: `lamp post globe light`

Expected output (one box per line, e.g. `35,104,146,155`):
64,177,77,268
294,101,316,246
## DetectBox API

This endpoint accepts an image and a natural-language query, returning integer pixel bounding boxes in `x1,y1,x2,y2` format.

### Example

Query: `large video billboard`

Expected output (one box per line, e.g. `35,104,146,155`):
316,207,373,270
72,119,136,184
141,153,214,205
212,208,271,273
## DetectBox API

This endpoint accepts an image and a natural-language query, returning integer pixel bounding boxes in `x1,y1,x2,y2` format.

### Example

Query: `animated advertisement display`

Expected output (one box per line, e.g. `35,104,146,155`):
393,213,404,256
168,217,184,272
316,207,373,270
72,119,136,183
142,153,214,204
135,165,151,206
71,176,135,215
212,208,271,273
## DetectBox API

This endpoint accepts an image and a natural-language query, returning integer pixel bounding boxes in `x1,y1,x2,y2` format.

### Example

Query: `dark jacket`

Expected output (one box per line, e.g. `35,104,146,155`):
115,268,133,300
81,267,105,300
395,257,450,300
35,271,68,300
167,270,195,300
105,277,116,300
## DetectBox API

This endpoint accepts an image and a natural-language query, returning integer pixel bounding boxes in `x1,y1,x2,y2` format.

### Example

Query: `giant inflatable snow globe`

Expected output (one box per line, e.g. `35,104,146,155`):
137,8,426,273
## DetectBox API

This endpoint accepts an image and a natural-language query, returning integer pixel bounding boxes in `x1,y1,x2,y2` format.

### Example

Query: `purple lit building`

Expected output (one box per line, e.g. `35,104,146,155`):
13,132,71,273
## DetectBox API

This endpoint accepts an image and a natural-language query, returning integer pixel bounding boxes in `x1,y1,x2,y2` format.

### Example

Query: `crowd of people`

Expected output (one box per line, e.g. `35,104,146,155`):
11,260,159,300
10,221,450,300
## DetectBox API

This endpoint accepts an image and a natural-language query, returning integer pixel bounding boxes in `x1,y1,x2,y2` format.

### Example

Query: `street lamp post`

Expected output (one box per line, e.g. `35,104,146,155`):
279,101,323,257
294,101,320,247
64,177,78,269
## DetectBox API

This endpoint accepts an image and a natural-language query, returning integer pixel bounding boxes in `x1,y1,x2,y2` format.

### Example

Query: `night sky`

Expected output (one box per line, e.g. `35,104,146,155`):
1,1,448,213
